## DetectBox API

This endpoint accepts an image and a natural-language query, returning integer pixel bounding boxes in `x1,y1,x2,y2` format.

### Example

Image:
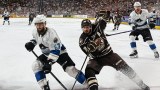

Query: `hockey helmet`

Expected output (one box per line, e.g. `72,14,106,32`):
81,19,92,28
134,2,141,7
34,14,46,24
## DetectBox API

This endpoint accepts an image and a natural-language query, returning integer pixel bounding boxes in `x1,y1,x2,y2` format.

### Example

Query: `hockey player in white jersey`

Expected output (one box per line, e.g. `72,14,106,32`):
147,5,157,29
2,10,10,25
25,15,86,90
129,2,159,59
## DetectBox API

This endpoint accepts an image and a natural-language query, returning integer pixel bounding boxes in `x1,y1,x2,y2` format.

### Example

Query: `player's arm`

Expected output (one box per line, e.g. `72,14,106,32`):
25,31,37,52
48,30,62,62
25,38,37,52
95,17,107,31
147,10,156,29
128,13,137,30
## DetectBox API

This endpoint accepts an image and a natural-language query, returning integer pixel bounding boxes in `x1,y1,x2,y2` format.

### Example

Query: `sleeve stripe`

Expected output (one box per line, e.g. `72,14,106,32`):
50,50,60,56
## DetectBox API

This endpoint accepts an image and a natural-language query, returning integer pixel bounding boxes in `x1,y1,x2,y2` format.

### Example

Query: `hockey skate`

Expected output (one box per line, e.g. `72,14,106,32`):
129,50,138,58
43,81,50,90
8,21,10,25
154,51,159,59
143,86,150,90
139,83,150,90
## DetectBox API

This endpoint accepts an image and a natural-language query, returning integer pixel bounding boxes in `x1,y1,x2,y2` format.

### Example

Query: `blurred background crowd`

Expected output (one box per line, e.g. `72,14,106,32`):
0,0,160,17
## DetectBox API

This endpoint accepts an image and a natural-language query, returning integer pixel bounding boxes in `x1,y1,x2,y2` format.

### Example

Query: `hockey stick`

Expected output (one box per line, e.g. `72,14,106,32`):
71,55,88,90
31,51,68,90
106,30,133,36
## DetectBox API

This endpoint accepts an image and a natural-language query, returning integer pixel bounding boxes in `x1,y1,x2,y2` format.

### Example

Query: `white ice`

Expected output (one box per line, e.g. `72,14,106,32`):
0,18,160,90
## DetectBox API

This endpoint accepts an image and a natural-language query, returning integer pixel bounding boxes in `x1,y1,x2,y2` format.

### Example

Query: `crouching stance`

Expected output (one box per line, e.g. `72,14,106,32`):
25,15,86,90
79,18,150,90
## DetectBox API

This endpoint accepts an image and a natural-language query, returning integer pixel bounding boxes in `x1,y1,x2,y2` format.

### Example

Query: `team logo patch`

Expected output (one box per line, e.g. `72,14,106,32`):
54,37,58,43
54,43,60,50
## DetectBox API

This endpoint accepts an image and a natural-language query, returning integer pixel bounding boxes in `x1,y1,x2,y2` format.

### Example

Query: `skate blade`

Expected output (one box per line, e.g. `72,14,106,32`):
154,57,159,60
130,55,138,59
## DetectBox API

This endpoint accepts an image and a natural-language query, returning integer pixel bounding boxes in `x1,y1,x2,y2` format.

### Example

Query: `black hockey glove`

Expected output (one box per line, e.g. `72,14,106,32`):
43,62,52,74
38,54,54,74
149,23,155,29
132,26,137,30
25,39,36,51
25,42,35,52
135,36,139,40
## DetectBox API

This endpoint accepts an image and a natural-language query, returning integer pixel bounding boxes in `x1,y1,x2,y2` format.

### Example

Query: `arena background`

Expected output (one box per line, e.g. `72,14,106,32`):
0,0,160,29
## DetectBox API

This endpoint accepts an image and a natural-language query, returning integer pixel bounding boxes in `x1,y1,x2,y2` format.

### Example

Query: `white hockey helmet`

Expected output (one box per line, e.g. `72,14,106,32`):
34,14,46,24
134,2,141,7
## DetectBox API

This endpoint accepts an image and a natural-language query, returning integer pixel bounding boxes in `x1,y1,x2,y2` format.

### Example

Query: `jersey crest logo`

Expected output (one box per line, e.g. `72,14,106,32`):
54,43,60,50
53,37,58,43
135,18,143,23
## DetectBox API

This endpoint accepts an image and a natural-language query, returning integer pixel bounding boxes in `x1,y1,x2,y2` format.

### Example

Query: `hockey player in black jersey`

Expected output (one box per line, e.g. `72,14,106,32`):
79,18,150,90
113,12,122,30
28,12,35,25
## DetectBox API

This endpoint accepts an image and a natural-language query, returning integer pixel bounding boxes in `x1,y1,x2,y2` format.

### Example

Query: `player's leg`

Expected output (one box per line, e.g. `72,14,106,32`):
32,59,50,90
142,29,159,58
57,53,86,84
129,31,139,58
113,23,116,31
116,23,120,30
7,17,10,25
108,53,150,90
3,17,6,25
85,59,102,90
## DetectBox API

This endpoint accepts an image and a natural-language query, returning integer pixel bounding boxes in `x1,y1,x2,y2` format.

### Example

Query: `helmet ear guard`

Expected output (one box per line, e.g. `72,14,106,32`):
81,19,92,28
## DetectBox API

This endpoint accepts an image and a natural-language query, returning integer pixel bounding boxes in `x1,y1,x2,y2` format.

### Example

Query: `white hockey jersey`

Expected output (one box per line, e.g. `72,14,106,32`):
129,9,152,29
32,27,66,61
2,11,10,17
148,10,157,23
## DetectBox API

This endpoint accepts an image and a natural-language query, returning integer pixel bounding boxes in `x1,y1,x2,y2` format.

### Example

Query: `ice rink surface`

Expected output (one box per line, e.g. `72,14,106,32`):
0,18,160,90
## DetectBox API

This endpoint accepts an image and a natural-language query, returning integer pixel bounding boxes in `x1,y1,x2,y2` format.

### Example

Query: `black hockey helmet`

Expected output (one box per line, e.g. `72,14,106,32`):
81,19,92,28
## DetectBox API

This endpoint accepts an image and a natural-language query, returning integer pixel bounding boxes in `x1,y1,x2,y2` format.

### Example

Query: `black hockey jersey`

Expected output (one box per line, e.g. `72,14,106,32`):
79,20,113,59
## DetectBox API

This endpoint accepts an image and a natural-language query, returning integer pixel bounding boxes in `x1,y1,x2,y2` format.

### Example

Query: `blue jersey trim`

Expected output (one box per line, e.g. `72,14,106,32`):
35,71,46,81
50,50,60,56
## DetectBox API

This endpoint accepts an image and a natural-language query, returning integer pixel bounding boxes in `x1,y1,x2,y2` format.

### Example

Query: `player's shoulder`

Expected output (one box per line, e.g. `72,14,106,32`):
32,28,38,34
45,27,54,32
80,33,88,40
130,11,136,16
141,9,149,14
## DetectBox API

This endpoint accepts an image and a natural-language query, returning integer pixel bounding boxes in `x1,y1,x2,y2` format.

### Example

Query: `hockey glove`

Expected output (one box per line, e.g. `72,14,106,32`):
132,26,137,30
25,39,36,51
43,62,52,74
149,23,155,29
130,23,138,30
38,54,48,63
135,36,139,40
25,42,35,52
38,54,53,74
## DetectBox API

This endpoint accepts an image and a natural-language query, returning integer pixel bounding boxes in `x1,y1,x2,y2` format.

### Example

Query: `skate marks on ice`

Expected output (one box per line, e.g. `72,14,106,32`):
0,81,22,90
0,81,38,90
50,86,160,90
